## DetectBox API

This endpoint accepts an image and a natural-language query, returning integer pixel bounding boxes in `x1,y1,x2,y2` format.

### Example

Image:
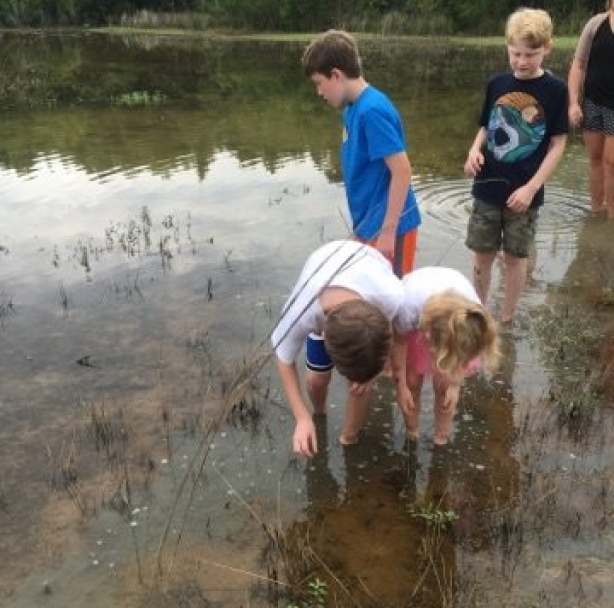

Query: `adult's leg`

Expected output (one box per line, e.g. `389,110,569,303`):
473,251,498,305
500,253,528,323
305,370,332,415
604,134,614,220
583,130,606,213
339,381,373,445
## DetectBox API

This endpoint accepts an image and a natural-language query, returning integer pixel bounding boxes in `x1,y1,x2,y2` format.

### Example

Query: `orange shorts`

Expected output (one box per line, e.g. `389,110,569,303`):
360,229,418,277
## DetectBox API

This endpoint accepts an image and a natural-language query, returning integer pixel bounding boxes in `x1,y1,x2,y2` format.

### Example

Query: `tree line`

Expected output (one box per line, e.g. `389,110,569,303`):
0,0,608,33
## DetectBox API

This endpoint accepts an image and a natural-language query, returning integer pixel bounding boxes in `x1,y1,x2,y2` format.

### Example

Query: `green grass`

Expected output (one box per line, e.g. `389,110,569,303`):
93,27,580,48
456,35,579,49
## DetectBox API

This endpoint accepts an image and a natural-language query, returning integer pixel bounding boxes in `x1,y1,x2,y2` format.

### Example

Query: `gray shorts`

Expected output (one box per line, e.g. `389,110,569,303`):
583,97,614,136
466,199,538,258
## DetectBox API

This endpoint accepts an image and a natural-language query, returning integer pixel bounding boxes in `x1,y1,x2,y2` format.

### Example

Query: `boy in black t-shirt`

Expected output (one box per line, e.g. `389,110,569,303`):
464,8,569,324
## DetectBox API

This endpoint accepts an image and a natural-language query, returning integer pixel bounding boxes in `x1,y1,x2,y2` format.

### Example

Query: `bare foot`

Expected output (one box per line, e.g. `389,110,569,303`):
433,435,449,446
406,428,419,442
339,433,359,446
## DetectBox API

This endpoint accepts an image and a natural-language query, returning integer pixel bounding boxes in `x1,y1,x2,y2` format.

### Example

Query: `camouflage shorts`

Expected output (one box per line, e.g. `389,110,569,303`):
466,199,538,258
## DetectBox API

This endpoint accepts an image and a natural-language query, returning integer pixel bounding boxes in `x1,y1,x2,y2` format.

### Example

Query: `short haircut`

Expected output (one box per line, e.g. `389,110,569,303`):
324,299,390,383
302,29,362,79
505,8,552,48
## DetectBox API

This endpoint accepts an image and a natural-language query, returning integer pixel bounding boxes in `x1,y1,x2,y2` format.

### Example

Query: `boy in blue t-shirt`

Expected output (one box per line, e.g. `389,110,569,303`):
464,8,569,323
302,30,421,277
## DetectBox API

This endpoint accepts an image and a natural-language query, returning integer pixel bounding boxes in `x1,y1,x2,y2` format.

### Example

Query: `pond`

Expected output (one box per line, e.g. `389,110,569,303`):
1,30,614,608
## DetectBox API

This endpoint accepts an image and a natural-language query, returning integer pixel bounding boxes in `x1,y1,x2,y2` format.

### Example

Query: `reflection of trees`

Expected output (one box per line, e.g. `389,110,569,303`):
0,33,575,182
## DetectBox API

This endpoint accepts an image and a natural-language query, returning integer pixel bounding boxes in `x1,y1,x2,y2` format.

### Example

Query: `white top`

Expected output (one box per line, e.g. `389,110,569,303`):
271,240,405,364
397,267,480,332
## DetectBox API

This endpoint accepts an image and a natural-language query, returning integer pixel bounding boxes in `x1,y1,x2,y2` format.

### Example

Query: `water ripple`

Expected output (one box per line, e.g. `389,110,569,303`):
415,177,590,243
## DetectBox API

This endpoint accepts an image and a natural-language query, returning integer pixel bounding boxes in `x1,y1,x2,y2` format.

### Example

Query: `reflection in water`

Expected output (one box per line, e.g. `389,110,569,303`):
289,358,521,606
1,31,613,608
297,394,456,606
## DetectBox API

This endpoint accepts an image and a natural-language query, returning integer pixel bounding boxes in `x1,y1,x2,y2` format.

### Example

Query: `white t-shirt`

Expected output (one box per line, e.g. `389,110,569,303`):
397,267,480,332
271,240,405,364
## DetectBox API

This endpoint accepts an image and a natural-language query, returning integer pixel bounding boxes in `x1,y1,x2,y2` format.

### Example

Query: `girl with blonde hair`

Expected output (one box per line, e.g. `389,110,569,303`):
398,267,499,445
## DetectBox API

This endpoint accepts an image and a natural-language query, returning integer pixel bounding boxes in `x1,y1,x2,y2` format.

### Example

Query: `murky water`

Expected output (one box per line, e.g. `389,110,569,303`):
1,31,614,607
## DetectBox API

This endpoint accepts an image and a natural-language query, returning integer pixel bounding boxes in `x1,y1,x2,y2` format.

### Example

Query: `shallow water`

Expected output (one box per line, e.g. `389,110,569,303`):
1,31,614,607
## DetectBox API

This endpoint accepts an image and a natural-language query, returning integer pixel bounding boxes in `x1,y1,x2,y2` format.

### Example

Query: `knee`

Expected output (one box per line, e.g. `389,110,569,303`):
474,252,496,271
305,370,330,394
503,252,526,268
604,152,614,173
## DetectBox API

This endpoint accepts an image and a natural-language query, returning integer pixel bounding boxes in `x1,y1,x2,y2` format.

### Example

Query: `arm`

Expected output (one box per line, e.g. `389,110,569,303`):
506,134,568,213
377,151,412,261
463,127,487,177
390,329,415,415
276,358,317,457
440,365,466,411
441,379,462,412
568,58,586,127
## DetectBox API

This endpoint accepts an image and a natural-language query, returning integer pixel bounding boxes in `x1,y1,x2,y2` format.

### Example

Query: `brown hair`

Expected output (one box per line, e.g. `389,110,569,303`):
324,299,390,383
420,293,499,376
302,29,362,79
505,8,552,48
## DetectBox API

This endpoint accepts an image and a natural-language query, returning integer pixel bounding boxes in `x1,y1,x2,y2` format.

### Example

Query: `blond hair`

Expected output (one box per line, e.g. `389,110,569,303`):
505,8,552,48
324,299,390,383
302,29,362,79
420,293,499,376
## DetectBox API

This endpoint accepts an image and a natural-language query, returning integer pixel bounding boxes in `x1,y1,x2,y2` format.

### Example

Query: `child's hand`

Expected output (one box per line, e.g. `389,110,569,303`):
464,149,484,177
506,183,536,213
375,231,395,264
293,418,318,457
568,102,583,128
348,380,372,396
396,384,415,416
441,384,461,412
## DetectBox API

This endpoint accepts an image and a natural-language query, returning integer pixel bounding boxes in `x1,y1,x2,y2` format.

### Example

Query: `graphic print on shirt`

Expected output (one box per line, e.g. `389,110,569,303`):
487,91,545,163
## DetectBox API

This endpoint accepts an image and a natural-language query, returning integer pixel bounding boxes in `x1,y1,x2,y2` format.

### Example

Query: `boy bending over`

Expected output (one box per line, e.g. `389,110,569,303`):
271,240,411,457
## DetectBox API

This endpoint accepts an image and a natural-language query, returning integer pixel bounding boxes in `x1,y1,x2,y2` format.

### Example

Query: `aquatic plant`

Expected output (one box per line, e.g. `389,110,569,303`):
111,90,166,107
410,502,459,529
0,293,15,328
307,577,327,603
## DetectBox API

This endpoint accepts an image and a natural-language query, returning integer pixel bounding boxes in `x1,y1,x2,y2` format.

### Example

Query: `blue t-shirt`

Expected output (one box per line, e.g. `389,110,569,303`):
472,71,569,208
341,85,421,240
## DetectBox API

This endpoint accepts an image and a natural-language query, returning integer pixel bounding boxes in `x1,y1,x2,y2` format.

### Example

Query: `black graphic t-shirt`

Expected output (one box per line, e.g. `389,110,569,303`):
472,72,569,208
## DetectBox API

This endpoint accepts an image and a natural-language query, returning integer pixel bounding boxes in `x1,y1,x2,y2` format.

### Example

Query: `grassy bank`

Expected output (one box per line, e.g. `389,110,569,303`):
92,26,580,49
